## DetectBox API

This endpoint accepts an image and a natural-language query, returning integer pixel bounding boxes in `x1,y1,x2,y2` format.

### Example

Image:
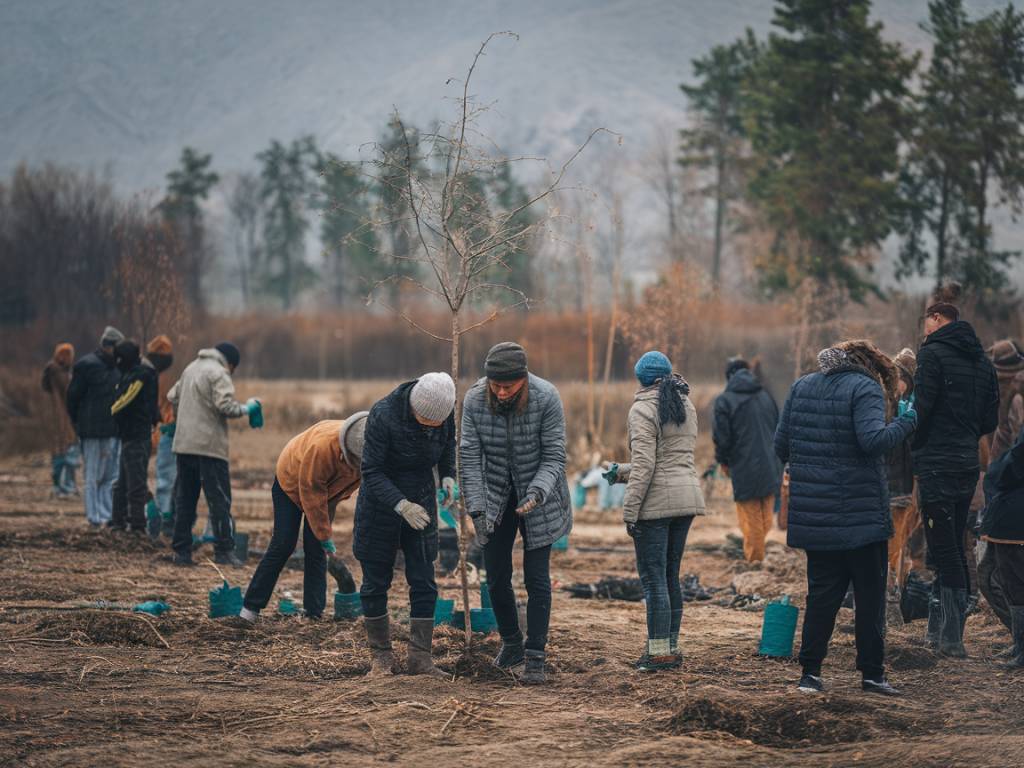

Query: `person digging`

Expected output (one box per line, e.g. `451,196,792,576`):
233,413,367,626
460,342,572,685
353,373,457,678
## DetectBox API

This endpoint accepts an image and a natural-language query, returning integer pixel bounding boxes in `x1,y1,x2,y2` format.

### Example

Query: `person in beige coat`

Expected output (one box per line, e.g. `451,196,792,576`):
168,343,260,567
607,351,705,672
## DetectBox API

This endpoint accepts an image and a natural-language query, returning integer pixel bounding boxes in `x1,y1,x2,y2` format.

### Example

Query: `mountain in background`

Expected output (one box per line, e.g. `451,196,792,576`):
2,0,1018,295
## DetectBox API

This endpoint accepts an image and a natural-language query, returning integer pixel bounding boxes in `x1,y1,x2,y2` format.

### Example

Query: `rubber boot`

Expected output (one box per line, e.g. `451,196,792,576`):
938,587,968,659
1007,606,1024,670
406,617,446,678
521,649,547,685
364,615,396,677
494,631,525,672
669,608,684,663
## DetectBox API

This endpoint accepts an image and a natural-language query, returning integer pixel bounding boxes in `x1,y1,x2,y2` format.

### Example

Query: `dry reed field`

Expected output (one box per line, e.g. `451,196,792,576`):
1,379,1022,767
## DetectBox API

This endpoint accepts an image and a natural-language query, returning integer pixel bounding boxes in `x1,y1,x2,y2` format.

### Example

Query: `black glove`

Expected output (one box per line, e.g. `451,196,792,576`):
626,522,638,538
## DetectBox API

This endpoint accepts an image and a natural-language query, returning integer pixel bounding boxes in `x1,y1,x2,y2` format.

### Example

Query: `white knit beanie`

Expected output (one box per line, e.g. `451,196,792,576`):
410,372,456,423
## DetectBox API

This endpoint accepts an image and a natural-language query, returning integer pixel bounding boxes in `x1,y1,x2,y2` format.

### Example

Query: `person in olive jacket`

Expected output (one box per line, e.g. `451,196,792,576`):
913,299,999,658
66,326,125,526
354,373,457,678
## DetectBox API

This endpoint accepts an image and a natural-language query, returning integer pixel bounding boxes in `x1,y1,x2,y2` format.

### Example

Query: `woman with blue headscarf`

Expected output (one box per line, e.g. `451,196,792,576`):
606,351,706,671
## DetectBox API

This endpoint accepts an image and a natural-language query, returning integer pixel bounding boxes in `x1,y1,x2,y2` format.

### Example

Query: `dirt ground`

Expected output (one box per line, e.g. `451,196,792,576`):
2,448,1023,768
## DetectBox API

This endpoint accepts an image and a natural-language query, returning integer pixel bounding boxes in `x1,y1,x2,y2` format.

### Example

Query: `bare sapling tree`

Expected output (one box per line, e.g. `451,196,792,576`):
358,31,610,646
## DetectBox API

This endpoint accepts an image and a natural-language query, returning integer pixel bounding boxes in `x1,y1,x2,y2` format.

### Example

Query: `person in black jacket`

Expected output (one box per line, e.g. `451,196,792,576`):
109,340,160,533
980,424,1024,669
353,373,457,678
66,326,125,526
913,302,1000,658
776,342,916,696
713,358,782,563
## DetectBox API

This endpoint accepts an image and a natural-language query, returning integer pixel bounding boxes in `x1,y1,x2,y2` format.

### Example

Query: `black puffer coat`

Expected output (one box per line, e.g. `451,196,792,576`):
712,368,783,501
353,380,456,563
981,425,1024,545
66,349,121,439
775,360,916,551
913,321,999,480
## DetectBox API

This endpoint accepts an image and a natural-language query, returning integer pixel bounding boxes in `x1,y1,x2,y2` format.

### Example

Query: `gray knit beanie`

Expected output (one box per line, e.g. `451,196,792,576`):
410,372,456,423
339,411,369,466
485,342,528,382
100,326,125,348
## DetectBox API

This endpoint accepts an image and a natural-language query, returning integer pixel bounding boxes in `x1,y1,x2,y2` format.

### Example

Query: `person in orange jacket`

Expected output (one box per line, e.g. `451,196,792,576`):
41,342,79,497
237,413,367,623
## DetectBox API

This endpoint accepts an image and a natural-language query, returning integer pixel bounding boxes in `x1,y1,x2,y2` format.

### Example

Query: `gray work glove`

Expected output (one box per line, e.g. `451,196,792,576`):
395,500,430,530
516,494,539,516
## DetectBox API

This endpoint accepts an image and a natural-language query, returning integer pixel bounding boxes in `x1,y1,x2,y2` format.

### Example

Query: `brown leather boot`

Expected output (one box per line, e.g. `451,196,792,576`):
364,614,396,677
407,618,447,678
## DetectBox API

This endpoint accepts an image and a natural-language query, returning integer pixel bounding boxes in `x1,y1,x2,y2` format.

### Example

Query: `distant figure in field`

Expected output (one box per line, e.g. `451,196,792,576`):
614,350,705,671
238,414,366,625
144,335,177,538
41,342,78,498
168,342,261,567
461,342,572,685
108,340,160,534
354,373,457,678
886,348,920,587
66,326,125,527
776,341,916,696
912,294,999,658
712,357,782,564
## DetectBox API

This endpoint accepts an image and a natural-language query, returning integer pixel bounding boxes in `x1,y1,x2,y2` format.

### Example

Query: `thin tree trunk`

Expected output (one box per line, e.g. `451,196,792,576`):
936,172,951,285
451,310,472,648
712,142,726,290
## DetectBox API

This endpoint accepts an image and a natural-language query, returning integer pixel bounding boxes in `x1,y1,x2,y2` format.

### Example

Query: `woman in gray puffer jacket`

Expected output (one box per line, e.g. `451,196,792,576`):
609,351,705,672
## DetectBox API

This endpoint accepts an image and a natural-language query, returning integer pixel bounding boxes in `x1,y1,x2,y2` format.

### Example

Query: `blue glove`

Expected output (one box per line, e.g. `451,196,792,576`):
601,462,619,484
159,422,176,436
246,398,264,429
321,539,337,555
898,394,916,418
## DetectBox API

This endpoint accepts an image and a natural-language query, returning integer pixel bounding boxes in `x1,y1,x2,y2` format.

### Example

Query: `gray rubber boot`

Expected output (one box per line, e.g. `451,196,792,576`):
1007,606,1024,670
407,618,447,678
494,631,526,672
938,587,968,659
364,615,396,677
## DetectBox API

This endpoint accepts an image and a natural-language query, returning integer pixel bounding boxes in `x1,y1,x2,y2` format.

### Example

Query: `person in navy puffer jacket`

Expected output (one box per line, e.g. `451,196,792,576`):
775,342,917,697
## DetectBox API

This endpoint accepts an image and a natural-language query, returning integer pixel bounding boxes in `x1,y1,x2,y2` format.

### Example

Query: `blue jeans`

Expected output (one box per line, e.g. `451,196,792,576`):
631,516,694,645
359,525,438,620
81,437,120,525
244,479,327,618
51,445,79,494
155,431,177,519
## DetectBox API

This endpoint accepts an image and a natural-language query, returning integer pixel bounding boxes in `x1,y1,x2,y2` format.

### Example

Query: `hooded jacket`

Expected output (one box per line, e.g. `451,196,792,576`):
353,381,456,563
991,370,1024,461
912,321,1000,480
276,419,362,542
66,349,121,439
981,425,1024,545
712,368,783,501
167,348,247,461
621,379,705,523
460,373,572,550
111,360,160,442
775,353,916,551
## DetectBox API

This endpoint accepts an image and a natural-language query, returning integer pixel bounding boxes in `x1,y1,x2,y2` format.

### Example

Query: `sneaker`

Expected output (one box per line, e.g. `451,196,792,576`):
797,673,824,693
635,653,679,672
862,677,902,696
214,552,246,567
494,638,526,672
172,553,195,567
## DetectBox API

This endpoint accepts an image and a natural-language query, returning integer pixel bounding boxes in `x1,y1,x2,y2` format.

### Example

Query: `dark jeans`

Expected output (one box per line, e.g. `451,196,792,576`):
799,540,888,680
995,543,1024,607
243,479,327,618
172,453,234,557
110,438,152,531
484,494,553,652
358,523,438,620
631,516,694,643
919,483,974,592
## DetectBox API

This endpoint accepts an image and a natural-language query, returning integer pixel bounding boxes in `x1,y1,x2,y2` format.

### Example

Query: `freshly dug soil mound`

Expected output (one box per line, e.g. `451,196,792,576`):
663,690,916,747
30,611,168,647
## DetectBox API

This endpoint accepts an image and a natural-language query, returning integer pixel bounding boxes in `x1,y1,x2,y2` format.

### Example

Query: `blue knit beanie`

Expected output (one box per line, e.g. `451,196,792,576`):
634,351,673,386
